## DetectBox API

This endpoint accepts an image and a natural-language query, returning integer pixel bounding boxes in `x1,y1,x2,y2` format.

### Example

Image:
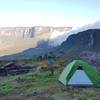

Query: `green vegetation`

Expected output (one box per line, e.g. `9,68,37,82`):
0,59,100,100
0,71,59,100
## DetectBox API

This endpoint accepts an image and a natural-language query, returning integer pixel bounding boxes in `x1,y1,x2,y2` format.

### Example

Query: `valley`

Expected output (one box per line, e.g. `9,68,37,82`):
0,26,71,56
0,38,38,56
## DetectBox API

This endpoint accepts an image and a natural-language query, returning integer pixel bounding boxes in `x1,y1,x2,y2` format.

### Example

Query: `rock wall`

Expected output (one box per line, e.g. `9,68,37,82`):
0,26,71,38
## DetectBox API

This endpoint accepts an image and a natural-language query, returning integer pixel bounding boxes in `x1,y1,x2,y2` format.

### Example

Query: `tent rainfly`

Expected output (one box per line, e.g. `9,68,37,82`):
58,60,100,87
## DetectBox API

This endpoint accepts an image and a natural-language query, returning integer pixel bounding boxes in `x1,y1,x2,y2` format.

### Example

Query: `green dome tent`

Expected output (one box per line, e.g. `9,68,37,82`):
58,60,100,87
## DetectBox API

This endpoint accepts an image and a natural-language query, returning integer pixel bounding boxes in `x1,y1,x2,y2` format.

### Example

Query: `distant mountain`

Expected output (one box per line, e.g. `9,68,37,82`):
1,21,100,61
0,26,72,56
49,21,100,46
0,27,35,38
0,48,49,61
0,29,100,61
56,29,100,70
0,26,71,38
58,29,100,54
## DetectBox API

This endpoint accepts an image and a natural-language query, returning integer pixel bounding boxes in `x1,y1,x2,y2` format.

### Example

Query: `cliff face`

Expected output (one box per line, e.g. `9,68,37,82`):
55,29,100,60
0,26,71,38
61,29,100,50
0,27,35,38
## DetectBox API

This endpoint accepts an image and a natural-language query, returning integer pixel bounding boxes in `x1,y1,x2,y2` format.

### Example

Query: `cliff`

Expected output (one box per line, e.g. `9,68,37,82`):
0,26,71,38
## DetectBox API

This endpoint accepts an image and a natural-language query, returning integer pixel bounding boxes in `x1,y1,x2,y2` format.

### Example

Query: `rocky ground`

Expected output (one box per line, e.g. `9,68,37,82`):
77,51,100,71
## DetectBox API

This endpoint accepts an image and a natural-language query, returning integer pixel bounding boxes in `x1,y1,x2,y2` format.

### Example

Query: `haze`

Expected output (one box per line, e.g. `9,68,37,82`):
0,0,100,27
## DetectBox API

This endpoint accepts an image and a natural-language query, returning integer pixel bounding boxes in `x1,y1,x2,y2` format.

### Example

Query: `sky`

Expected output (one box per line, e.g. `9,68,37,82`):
0,0,100,27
